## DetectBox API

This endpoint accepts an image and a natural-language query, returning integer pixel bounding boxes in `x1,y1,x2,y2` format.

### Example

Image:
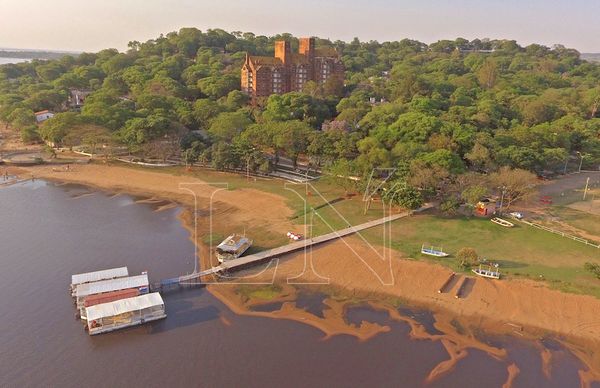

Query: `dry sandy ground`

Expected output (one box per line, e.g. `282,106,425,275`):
0,124,42,152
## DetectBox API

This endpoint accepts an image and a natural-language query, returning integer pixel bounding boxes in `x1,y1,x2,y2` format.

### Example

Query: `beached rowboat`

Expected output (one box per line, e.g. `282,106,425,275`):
472,264,501,279
490,217,514,228
421,244,449,257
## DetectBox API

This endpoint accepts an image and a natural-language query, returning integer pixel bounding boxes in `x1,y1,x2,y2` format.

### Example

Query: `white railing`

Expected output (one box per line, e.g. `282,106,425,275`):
519,219,600,248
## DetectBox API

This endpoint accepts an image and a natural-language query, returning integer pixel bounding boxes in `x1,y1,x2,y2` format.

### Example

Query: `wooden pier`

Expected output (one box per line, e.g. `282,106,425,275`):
155,203,434,289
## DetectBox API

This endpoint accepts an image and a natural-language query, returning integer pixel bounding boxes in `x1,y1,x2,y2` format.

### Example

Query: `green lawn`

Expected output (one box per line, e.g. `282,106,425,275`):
545,206,600,239
237,284,283,301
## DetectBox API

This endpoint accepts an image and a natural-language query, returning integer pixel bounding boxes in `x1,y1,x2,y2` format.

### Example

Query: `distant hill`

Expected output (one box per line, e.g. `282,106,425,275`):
581,53,600,62
0,49,78,61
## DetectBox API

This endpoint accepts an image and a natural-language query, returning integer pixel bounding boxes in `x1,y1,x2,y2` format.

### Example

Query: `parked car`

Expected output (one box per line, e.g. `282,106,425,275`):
509,212,523,220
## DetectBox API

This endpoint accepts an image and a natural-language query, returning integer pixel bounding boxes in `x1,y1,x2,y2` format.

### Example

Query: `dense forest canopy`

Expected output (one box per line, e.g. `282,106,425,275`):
1,28,599,203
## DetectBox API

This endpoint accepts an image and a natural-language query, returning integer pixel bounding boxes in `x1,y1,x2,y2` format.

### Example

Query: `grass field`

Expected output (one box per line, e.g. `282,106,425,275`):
546,206,600,239
237,284,283,301
360,213,600,297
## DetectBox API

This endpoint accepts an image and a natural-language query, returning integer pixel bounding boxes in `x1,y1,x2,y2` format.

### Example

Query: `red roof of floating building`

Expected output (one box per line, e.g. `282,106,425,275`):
83,288,140,308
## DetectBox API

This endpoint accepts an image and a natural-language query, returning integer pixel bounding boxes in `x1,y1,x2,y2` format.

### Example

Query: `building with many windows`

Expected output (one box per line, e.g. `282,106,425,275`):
241,37,344,101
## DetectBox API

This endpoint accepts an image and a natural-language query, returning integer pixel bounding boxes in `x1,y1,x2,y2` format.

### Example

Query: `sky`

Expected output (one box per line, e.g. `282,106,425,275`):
0,0,598,53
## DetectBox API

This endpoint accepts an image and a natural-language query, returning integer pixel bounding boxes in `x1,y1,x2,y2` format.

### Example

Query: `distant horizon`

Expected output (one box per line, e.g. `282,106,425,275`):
1,0,599,53
1,32,599,56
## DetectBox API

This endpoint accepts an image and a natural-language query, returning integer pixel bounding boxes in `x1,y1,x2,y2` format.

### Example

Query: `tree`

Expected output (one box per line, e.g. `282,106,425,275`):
326,159,357,195
198,74,239,99
8,107,35,128
456,247,479,268
408,160,450,195
461,185,488,214
419,149,465,174
38,112,81,146
382,181,424,209
263,92,332,128
62,125,113,155
465,142,491,171
477,59,497,89
117,115,172,151
307,130,339,167
488,167,537,210
20,125,41,143
273,120,313,168
193,98,225,130
208,111,252,142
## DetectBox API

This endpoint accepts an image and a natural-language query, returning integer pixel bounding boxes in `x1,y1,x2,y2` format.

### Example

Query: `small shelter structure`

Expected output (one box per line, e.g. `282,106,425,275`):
475,198,497,217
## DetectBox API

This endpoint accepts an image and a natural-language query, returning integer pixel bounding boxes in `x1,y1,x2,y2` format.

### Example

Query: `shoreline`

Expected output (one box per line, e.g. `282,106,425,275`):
9,162,600,385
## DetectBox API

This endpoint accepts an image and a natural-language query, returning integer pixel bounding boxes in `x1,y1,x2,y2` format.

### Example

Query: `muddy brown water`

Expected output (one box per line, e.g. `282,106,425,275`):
0,180,588,387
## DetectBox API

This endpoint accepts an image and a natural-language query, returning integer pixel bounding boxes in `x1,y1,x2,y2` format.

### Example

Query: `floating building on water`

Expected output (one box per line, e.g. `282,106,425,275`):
79,288,140,321
85,293,166,335
74,273,149,308
69,269,166,335
70,267,129,296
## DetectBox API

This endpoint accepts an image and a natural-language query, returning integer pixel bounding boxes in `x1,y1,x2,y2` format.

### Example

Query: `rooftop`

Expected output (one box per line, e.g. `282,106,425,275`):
85,293,164,321
75,274,149,298
71,267,129,286
217,234,252,252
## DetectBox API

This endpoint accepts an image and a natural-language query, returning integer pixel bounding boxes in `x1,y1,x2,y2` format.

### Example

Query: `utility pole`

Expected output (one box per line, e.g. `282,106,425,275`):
583,177,590,200
246,156,250,181
498,186,506,215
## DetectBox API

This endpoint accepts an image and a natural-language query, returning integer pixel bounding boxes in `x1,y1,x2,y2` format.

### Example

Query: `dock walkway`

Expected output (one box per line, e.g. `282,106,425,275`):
167,203,434,286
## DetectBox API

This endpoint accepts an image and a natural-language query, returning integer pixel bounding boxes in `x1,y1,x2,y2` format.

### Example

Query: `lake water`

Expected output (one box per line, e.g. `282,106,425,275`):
0,180,589,387
0,57,29,65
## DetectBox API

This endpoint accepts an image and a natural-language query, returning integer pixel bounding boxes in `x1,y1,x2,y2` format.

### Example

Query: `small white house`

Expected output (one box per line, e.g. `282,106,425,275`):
35,110,54,123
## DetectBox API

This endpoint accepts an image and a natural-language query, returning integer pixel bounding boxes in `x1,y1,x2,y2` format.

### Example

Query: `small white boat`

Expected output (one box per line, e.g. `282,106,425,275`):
421,244,449,257
491,217,514,228
472,264,501,279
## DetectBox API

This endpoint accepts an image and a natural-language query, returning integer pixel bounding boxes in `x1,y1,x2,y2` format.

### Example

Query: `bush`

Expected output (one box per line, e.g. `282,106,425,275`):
456,247,479,268
584,262,600,279
20,126,41,143
440,197,460,215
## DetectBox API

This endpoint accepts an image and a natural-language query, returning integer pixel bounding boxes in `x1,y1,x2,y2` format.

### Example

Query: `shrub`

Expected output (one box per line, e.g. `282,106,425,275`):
584,262,600,279
456,247,479,268
20,126,41,143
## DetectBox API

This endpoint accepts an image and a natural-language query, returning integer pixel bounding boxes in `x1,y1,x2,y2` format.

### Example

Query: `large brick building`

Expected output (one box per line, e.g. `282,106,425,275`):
241,37,344,100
